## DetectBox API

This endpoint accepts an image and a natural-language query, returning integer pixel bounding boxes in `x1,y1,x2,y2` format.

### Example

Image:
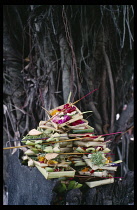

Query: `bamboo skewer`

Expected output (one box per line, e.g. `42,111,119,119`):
3,145,29,150
15,131,121,142
3,131,121,150
3,133,117,150
42,137,93,144
3,137,94,150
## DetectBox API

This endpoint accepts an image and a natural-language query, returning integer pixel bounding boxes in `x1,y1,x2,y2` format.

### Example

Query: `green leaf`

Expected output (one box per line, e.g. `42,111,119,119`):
91,151,105,166
35,144,42,149
74,182,83,189
76,147,85,153
25,140,36,146
43,146,53,153
72,128,94,133
45,167,54,172
57,183,67,193
31,148,40,154
67,181,76,190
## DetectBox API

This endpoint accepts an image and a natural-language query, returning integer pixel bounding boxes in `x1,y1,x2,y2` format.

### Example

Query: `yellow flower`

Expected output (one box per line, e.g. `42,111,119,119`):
81,167,89,172
38,156,45,162
47,160,58,165
105,159,109,164
50,110,59,116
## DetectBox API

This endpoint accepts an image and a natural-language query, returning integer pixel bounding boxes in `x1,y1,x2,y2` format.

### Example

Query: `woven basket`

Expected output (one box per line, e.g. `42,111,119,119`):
35,165,75,179
49,103,83,129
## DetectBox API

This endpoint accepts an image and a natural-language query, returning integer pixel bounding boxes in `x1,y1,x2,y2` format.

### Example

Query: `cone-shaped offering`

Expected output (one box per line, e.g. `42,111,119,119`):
20,102,122,188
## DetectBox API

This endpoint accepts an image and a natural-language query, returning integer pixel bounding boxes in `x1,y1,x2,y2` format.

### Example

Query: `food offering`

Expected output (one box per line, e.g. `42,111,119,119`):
20,102,122,189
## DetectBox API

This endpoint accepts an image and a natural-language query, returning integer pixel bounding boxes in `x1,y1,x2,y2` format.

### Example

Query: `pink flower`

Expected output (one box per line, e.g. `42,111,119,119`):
58,115,71,124
52,115,71,124
52,116,61,123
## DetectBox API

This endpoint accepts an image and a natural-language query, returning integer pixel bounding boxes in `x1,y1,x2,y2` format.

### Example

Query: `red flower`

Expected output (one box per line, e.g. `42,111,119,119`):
90,170,94,174
70,120,84,126
64,107,76,114
63,104,76,114
64,104,70,109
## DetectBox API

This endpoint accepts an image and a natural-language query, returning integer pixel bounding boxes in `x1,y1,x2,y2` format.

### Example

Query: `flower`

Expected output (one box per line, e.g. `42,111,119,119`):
70,120,84,126
81,167,89,172
52,116,61,123
50,109,60,116
90,170,95,174
38,156,45,162
60,103,76,114
58,115,71,124
47,160,58,165
64,106,76,114
63,104,70,109
52,115,71,124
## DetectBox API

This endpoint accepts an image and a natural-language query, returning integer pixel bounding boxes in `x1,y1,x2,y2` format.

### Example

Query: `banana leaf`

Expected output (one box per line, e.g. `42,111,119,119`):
35,165,75,179
74,141,107,148
85,178,114,188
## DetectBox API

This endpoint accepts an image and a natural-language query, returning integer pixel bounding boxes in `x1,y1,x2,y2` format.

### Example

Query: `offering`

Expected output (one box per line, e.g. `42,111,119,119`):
20,101,122,189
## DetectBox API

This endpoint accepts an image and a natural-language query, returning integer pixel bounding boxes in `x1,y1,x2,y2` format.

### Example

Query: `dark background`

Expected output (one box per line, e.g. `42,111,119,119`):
3,5,134,205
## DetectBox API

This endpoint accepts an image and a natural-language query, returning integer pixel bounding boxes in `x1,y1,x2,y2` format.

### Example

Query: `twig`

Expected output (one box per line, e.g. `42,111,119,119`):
119,125,134,138
41,106,51,118
102,36,115,133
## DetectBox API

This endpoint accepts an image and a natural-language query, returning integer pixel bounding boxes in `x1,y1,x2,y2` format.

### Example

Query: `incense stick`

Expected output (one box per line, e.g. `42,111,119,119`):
59,153,93,155
58,152,114,155
72,88,99,105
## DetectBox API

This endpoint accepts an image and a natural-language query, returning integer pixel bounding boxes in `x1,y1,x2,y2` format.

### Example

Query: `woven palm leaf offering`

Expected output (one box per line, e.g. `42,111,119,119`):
4,89,122,191
19,99,122,189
